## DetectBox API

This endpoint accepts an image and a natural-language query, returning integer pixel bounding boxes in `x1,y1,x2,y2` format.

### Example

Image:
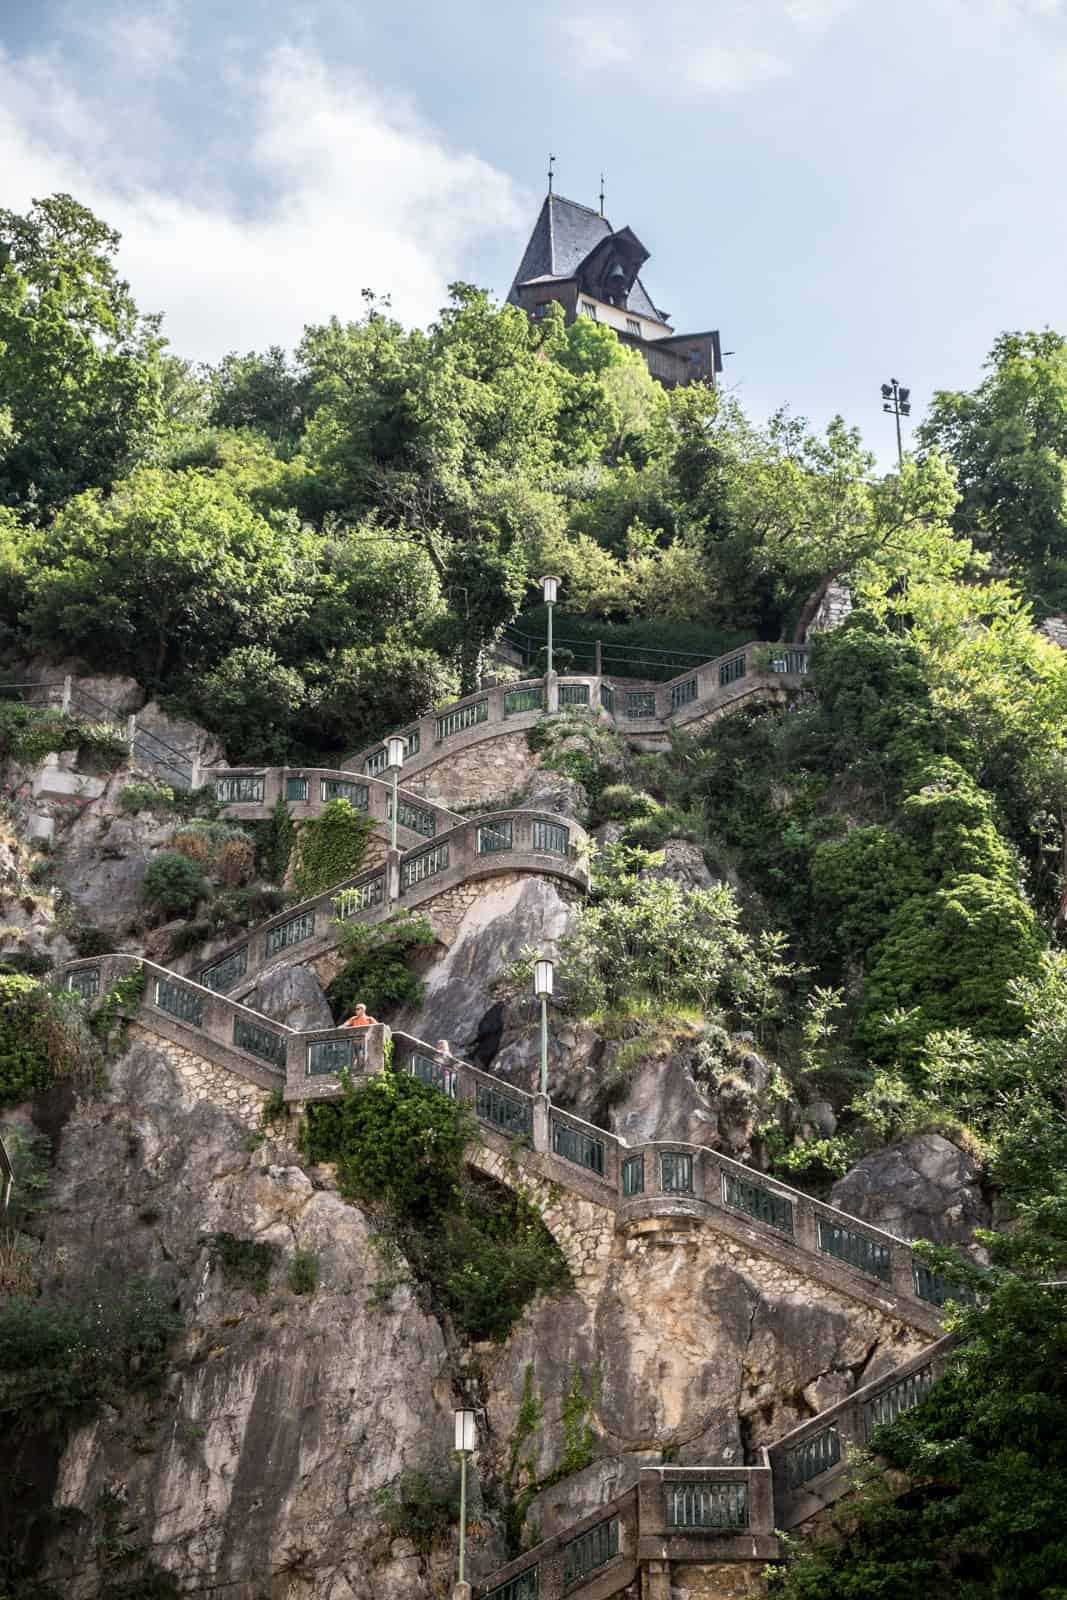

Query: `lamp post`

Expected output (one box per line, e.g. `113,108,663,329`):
534,958,554,1098
386,735,406,852
540,575,560,679
454,1407,476,1591
880,379,911,468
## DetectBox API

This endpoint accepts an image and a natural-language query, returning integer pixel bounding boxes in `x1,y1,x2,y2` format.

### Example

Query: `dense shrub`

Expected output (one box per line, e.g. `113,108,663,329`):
205,1231,277,1296
0,702,129,769
141,852,207,918
169,820,255,885
302,1074,569,1340
0,1274,181,1431
326,911,434,1022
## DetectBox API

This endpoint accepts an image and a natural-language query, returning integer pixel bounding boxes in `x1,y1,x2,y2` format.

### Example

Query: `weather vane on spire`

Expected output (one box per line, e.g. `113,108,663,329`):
599,173,606,217
548,154,556,195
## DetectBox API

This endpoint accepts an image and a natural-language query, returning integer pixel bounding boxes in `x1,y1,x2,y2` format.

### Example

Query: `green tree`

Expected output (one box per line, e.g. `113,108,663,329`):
22,463,314,686
0,194,167,515
920,329,1067,605
207,346,308,455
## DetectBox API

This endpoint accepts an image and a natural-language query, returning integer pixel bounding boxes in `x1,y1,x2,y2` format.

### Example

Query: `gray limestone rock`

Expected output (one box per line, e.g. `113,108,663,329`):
245,962,334,1031
39,1039,477,1600
830,1133,990,1247
518,771,589,823
650,838,716,891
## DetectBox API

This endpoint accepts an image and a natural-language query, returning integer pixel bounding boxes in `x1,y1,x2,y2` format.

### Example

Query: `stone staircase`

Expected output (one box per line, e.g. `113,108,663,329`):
48,643,967,1597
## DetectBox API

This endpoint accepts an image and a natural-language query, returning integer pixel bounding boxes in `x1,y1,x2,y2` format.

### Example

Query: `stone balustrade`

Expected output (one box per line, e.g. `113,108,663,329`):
474,1464,778,1600
347,641,809,781
57,952,962,1595
187,809,588,1002
768,1334,958,1529
60,953,388,1100
203,764,463,839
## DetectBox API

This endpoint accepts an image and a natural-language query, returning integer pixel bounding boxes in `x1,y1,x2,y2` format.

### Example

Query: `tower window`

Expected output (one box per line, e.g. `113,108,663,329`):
626,317,641,337
580,300,598,319
533,301,553,319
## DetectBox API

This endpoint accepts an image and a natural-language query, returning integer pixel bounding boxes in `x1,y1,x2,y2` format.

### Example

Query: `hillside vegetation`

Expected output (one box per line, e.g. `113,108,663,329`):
5,193,1067,1597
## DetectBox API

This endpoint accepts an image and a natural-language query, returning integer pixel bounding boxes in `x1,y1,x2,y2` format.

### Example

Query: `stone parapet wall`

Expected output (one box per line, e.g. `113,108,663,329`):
128,1023,268,1129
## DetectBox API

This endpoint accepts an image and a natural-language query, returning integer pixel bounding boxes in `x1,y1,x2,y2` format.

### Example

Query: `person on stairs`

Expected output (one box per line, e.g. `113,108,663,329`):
341,1002,377,1028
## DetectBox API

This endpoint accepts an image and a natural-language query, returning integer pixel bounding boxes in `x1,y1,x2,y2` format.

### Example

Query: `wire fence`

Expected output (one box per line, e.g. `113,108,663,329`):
502,624,714,680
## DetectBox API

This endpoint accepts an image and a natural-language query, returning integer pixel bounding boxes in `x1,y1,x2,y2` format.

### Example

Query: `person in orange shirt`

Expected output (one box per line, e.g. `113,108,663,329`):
342,1002,378,1028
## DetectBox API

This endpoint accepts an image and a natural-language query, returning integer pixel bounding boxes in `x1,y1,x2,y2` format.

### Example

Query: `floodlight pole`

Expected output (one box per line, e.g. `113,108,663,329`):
881,378,911,469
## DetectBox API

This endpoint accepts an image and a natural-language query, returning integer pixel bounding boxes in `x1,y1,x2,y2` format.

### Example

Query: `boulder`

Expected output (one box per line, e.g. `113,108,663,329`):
831,1133,990,1247
518,772,589,823
245,963,334,1031
651,838,716,891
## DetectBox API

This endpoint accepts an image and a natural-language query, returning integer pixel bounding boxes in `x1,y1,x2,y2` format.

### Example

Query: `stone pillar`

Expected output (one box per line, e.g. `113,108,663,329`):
545,670,559,714
533,1093,550,1154
387,847,402,902
594,639,602,676
61,674,72,712
643,1560,671,1600
190,753,202,790
126,714,137,753
451,1585,472,1600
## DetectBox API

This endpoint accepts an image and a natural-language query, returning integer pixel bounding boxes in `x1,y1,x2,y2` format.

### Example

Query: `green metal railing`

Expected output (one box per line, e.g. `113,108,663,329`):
551,1120,605,1176
286,775,309,801
912,1262,974,1306
201,947,249,994
477,819,513,854
785,1425,840,1489
864,1366,934,1437
599,682,615,713
436,698,489,740
622,1154,645,1196
321,778,369,808
333,875,386,919
661,1152,694,1194
475,1082,532,1139
722,1171,794,1235
265,910,316,956
562,1516,618,1585
665,1480,749,1529
233,1017,287,1068
215,775,264,804
306,1036,362,1076
67,967,101,1000
532,820,569,855
410,1051,457,1098
625,690,657,718
504,686,544,716
559,682,590,707
817,1218,892,1281
388,795,437,838
669,677,697,710
482,1570,539,1600
154,978,203,1027
770,649,808,674
719,655,746,687
400,843,449,892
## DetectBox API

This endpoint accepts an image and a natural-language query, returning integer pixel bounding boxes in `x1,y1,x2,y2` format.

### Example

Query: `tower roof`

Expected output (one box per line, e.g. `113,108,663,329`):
507,193,666,324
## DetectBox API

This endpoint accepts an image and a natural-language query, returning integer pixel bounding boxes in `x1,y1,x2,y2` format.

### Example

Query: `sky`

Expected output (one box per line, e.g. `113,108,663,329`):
4,0,1067,460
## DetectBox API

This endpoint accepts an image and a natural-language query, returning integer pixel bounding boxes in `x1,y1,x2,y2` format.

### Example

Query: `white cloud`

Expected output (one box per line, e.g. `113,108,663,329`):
103,5,184,73
563,0,851,95
0,40,524,361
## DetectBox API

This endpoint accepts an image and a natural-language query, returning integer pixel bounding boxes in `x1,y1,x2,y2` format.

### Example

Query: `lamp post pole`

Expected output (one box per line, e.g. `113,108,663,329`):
534,958,554,1098
541,575,559,680
454,1408,476,1594
386,735,405,854
880,379,912,469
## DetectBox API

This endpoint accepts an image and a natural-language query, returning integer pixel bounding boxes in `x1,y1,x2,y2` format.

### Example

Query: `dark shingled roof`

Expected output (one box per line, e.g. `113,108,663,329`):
507,194,665,325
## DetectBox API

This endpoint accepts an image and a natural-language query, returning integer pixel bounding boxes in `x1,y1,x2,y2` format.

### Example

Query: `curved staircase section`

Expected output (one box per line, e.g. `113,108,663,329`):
344,640,810,783
185,808,587,1001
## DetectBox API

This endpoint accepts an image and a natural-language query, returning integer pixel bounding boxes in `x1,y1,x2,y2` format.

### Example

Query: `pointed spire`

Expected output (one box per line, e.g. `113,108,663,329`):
599,173,606,218
548,153,556,195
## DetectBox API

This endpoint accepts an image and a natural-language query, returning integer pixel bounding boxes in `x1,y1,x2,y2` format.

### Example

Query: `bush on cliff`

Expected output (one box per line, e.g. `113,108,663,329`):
302,1073,570,1340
